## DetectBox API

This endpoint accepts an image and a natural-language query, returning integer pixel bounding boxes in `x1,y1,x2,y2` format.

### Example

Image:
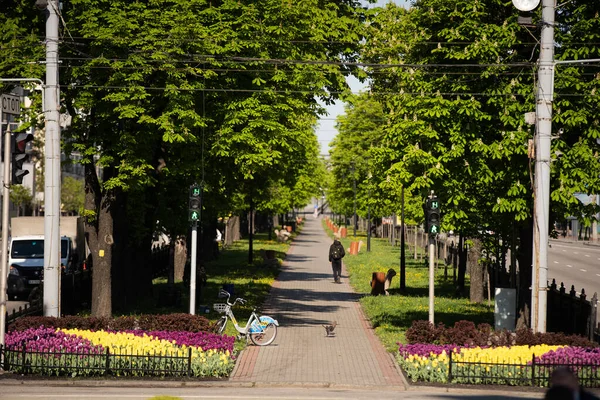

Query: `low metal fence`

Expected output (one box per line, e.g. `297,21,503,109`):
1,344,195,377
5,299,43,328
448,352,600,387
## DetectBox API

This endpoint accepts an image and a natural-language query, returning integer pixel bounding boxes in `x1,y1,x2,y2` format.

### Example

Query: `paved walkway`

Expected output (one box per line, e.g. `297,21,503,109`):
230,217,406,389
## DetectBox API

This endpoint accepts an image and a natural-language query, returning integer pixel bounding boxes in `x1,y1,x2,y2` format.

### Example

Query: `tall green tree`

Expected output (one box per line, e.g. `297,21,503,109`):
2,0,374,317
61,176,84,215
10,185,33,216
328,92,387,222
55,0,363,315
360,0,600,304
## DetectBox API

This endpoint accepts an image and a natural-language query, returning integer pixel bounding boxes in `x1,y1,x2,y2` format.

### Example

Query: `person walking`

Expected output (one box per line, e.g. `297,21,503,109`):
328,239,345,283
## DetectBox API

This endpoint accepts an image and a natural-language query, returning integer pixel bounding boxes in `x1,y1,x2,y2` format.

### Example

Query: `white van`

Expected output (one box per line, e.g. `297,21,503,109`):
6,235,76,300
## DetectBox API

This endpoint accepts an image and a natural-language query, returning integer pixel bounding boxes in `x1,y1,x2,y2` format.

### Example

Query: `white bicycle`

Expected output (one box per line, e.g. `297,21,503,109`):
213,289,279,346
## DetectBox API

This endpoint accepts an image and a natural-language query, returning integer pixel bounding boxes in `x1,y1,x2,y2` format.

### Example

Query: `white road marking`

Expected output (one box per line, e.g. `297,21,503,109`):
585,254,591,257
574,251,580,254
580,269,587,272
554,261,559,263
566,264,573,268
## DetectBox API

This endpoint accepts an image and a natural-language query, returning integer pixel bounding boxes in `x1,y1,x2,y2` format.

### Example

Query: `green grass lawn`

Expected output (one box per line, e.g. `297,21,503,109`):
323,220,494,352
146,219,492,355
149,229,294,351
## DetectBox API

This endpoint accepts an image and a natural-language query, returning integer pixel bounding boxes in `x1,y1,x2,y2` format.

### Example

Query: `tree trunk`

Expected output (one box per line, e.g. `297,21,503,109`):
456,235,467,295
174,236,186,282
168,241,175,285
224,215,240,246
469,238,484,303
85,161,113,318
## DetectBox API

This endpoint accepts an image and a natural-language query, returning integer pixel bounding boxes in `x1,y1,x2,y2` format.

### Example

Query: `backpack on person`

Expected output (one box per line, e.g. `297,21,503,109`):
331,242,343,260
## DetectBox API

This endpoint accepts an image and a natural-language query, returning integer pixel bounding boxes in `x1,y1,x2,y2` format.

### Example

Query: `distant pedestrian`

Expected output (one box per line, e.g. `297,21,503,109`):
328,239,345,283
545,367,600,400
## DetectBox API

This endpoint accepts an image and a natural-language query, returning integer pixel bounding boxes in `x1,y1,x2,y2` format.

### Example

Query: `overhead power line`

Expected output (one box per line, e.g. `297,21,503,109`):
57,55,536,69
13,34,600,47
58,84,597,97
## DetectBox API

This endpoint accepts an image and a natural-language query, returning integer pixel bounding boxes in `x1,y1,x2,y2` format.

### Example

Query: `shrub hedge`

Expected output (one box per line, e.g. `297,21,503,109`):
405,320,597,348
8,313,211,333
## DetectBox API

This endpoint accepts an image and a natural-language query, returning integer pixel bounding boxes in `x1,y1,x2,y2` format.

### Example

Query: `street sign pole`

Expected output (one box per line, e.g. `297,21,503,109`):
0,109,7,358
188,183,201,315
426,191,438,324
189,220,197,315
0,85,42,365
429,234,435,324
0,95,22,358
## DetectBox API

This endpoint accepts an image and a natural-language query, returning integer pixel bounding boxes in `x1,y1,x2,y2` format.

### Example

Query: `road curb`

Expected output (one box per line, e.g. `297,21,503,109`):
550,239,600,248
0,375,550,395
0,377,252,388
0,376,403,392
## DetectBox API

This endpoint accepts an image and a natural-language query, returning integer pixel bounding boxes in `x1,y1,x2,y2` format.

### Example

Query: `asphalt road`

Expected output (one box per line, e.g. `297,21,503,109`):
0,383,546,400
547,241,600,297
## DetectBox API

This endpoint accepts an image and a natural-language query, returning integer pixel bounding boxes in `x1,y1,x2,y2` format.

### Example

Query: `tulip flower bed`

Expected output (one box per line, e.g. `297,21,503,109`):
2,326,235,378
397,343,600,387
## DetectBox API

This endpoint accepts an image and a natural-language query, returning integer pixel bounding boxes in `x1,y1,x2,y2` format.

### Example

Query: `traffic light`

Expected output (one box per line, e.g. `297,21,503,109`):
426,196,441,235
189,183,201,222
12,132,34,184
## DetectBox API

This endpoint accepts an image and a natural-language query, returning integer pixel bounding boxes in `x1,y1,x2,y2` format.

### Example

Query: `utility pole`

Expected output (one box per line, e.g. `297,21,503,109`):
43,0,62,318
530,0,555,334
513,0,600,332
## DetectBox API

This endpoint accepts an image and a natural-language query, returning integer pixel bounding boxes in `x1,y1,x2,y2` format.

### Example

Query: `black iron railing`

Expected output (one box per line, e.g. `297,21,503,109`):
0,344,195,377
448,352,600,387
5,299,43,327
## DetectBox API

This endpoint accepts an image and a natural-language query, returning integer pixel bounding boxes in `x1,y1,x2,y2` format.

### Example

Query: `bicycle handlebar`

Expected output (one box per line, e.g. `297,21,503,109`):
219,290,247,307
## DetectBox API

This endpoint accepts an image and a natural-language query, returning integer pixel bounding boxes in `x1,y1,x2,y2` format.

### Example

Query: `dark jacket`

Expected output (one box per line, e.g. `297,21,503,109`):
329,240,345,263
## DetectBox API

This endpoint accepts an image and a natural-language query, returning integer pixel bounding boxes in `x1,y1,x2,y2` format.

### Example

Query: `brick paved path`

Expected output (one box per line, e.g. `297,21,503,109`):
230,217,406,388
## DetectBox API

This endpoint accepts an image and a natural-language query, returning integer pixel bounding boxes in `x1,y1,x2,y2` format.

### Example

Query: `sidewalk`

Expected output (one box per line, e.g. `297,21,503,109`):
230,217,407,389
550,236,600,247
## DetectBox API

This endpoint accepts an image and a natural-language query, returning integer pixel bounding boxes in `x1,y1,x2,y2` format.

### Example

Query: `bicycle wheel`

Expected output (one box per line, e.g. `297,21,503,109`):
214,317,227,334
249,322,277,346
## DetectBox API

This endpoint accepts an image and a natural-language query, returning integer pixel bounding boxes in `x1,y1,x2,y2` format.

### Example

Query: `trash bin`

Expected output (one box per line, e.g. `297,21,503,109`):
495,288,516,331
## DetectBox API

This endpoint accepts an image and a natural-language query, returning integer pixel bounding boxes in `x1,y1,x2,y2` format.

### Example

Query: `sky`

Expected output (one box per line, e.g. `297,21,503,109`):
316,0,409,156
